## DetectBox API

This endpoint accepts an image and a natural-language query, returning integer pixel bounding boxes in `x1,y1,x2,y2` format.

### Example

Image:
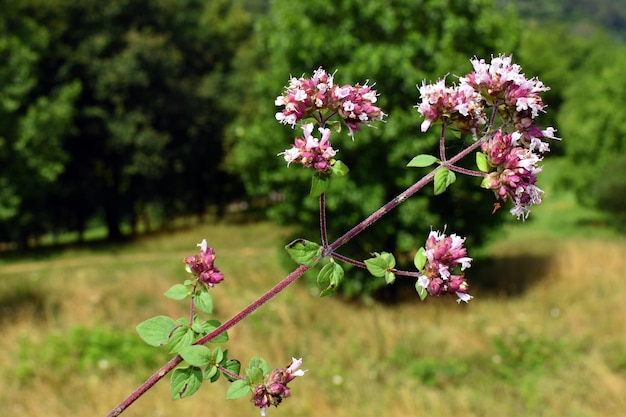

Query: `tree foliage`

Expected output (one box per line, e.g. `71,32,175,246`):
557,39,626,207
229,0,520,298
0,0,251,243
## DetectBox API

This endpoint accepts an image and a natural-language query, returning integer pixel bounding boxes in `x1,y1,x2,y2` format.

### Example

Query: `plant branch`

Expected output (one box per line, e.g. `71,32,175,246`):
108,129,491,417
320,193,328,247
439,123,447,162
106,264,311,417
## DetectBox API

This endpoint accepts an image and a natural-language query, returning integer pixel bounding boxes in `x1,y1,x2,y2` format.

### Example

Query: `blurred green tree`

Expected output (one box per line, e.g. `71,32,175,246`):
0,0,252,243
557,39,626,217
228,0,521,299
0,0,82,244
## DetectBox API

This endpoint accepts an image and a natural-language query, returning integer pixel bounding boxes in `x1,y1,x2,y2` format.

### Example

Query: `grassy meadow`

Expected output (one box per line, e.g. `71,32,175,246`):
1,186,626,416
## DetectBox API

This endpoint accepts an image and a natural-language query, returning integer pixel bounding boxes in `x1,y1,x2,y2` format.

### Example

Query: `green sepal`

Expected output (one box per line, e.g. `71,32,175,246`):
285,238,322,267
136,315,177,347
413,247,427,270
476,151,490,173
179,345,212,367
171,366,203,400
434,167,456,195
480,175,491,189
407,154,438,168
226,379,251,400
317,261,344,297
328,119,342,133
310,171,331,197
384,270,396,285
416,281,429,301
330,160,349,177
194,290,213,314
164,283,190,300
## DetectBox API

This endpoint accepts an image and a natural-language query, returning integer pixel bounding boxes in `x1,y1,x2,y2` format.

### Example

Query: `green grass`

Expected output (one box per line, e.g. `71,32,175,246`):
1,183,625,417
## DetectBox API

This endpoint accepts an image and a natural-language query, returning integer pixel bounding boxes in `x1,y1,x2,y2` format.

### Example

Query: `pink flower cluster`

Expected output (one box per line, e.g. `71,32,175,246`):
416,55,559,218
417,55,550,136
184,239,224,287
275,67,384,136
462,55,549,119
482,129,549,220
416,78,487,133
417,231,473,303
253,358,306,416
279,123,337,172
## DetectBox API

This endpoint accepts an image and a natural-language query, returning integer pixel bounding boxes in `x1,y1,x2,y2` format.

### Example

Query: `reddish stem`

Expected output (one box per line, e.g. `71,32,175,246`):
320,193,328,247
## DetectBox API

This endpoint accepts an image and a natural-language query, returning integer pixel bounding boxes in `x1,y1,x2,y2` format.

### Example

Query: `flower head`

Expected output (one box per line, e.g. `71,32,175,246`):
275,67,385,137
279,123,338,172
481,130,546,220
333,82,385,137
252,358,306,416
461,54,549,119
416,77,486,134
184,239,224,287
416,230,473,303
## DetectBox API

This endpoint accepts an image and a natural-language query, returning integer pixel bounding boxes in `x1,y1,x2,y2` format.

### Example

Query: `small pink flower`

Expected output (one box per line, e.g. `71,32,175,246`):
416,77,486,134
417,230,473,302
278,124,338,172
275,68,385,137
252,358,306,416
461,54,549,119
481,130,546,219
184,239,224,287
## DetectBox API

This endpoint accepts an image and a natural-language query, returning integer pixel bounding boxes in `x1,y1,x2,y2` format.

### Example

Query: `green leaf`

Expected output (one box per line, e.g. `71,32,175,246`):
317,261,344,297
205,364,219,382
248,357,269,375
407,154,438,168
194,291,213,314
136,315,177,347
223,359,241,382
168,326,195,354
164,283,190,300
212,347,225,364
201,319,229,343
310,171,331,197
384,270,396,285
476,151,490,173
179,345,212,367
433,167,456,195
330,160,349,177
226,379,251,400
171,366,204,400
416,281,428,301
285,239,322,267
246,366,264,384
364,252,396,278
413,247,427,271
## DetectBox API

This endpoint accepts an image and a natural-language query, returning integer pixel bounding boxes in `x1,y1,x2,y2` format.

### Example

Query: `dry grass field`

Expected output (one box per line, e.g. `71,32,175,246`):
1,221,625,417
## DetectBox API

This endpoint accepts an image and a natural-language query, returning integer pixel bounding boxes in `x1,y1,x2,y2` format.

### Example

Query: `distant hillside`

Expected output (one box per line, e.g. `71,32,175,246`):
497,0,626,40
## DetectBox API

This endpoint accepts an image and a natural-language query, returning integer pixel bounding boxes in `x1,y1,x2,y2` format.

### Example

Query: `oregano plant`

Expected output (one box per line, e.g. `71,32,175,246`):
107,55,559,416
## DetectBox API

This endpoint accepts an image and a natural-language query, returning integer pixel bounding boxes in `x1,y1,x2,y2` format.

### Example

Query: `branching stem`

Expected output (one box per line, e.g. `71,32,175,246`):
107,129,488,417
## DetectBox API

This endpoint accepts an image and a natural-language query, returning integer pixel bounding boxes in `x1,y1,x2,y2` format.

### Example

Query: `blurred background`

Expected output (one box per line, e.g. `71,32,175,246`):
1,0,625,416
